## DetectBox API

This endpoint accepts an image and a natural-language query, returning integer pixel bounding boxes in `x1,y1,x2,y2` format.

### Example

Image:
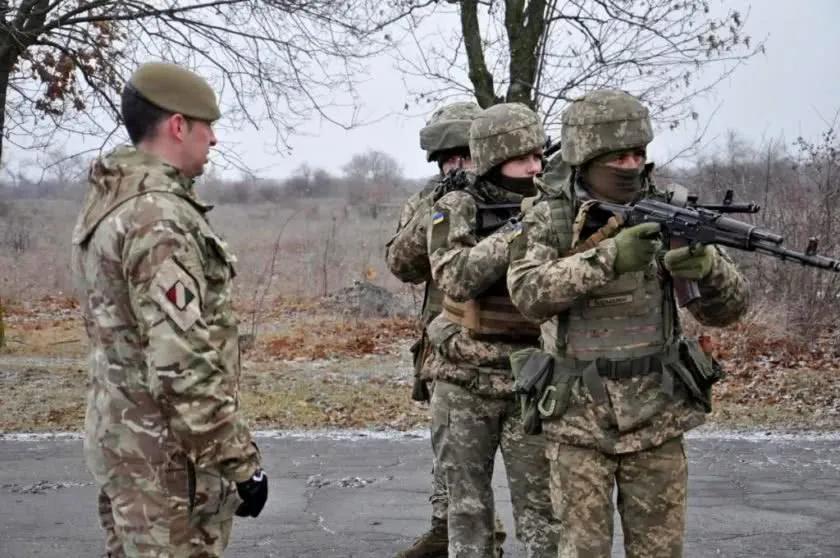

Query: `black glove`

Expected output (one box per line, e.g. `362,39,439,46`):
235,469,268,518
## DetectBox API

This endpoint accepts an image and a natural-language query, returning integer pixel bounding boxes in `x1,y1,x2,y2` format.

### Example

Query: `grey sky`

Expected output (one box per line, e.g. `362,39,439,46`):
215,0,839,181
6,1,838,183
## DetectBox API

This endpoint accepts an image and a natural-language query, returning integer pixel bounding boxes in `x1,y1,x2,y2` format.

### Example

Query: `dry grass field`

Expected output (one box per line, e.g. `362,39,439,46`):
1,197,838,433
0,197,407,301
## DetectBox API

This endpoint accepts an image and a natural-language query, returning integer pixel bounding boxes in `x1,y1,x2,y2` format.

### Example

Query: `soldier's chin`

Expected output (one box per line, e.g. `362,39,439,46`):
181,164,203,179
189,160,208,178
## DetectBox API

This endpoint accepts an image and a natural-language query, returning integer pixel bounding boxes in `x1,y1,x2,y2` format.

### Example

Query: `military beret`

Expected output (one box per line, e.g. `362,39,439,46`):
127,62,221,122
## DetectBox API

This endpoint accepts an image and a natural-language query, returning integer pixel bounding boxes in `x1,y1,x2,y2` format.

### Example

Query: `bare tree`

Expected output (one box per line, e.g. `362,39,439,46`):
0,0,433,166
396,0,762,130
342,149,404,211
342,149,403,185
674,122,840,335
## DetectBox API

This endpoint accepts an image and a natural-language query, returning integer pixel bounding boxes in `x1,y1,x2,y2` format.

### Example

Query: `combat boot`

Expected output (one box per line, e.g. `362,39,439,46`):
494,515,506,557
394,521,448,558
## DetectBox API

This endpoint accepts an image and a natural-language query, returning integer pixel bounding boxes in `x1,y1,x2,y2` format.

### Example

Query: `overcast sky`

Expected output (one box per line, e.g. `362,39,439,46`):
210,0,838,181
7,0,839,183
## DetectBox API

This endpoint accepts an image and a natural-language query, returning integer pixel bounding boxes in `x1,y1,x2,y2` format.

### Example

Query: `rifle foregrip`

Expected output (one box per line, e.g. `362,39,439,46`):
668,236,702,306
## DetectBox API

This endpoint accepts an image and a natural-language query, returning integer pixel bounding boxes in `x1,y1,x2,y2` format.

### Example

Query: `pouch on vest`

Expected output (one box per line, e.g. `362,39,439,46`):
511,348,572,434
670,337,724,413
442,295,541,341
410,332,431,402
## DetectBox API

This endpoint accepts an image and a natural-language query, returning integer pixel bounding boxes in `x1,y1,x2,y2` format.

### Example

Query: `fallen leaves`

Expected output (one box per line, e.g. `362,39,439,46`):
686,316,840,429
258,316,418,361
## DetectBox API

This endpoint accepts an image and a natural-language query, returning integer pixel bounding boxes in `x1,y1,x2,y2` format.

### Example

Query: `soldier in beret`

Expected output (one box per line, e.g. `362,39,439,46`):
71,62,266,557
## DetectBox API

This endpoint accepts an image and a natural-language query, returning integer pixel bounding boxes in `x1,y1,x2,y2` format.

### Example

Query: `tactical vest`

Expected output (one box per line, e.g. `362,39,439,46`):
422,282,445,325
442,279,540,340
543,184,675,362
442,198,539,341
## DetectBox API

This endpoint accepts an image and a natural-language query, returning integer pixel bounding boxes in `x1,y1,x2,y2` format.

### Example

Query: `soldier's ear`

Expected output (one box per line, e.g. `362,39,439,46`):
166,113,190,143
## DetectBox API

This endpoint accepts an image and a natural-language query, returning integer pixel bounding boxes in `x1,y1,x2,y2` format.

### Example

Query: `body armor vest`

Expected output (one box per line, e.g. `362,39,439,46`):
443,278,540,339
544,186,674,361
422,282,445,325
443,198,539,340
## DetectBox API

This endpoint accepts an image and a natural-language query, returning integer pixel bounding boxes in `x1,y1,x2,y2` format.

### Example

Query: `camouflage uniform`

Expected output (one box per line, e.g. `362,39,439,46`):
389,102,508,558
507,90,750,557
427,103,560,558
386,175,450,539
72,65,260,558
386,177,439,288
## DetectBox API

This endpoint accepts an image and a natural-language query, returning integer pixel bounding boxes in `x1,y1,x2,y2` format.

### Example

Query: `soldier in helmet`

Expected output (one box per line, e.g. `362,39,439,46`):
387,102,507,558
507,89,750,556
71,62,266,557
425,102,560,557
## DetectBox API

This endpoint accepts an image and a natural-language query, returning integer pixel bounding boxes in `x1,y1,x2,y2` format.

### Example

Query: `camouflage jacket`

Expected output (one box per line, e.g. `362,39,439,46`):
507,182,750,453
385,176,439,285
425,175,534,397
71,146,259,484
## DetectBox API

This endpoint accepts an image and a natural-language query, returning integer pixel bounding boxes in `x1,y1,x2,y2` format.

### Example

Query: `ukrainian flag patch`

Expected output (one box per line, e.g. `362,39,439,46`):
432,211,446,225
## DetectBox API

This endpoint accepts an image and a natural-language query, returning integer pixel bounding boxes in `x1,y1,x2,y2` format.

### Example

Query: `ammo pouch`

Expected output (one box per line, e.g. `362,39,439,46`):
409,333,431,402
553,340,722,413
443,295,541,341
668,337,725,413
511,348,574,435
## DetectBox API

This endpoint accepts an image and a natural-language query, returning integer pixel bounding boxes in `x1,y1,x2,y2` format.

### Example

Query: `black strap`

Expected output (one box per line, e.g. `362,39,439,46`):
555,346,679,403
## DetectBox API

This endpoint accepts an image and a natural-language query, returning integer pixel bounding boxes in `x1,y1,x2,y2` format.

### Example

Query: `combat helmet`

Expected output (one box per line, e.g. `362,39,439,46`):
420,102,482,162
560,89,653,166
469,103,545,177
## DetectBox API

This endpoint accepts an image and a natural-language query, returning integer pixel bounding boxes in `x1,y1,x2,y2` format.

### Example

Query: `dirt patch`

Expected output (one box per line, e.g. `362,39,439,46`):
241,360,427,430
1,297,839,433
320,281,414,318
0,366,88,431
0,356,427,433
0,295,86,358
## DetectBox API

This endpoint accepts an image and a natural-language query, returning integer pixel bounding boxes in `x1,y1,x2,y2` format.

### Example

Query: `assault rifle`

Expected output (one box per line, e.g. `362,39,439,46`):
431,168,523,234
592,190,840,305
543,136,562,160
432,133,563,204
431,168,472,203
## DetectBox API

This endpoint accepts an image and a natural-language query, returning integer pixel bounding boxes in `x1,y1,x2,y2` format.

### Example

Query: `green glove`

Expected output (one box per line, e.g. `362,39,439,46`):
664,245,714,280
612,222,661,274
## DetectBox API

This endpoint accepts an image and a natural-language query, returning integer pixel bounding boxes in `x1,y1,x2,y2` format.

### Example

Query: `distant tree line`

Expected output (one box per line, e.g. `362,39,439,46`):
1,128,839,334
0,148,426,205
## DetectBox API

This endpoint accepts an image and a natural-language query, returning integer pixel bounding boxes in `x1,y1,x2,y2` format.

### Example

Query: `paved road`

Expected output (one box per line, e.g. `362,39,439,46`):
0,431,838,557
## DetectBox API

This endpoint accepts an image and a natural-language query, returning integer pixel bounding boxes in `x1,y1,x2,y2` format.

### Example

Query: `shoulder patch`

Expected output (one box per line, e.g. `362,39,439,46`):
429,210,450,252
151,257,202,332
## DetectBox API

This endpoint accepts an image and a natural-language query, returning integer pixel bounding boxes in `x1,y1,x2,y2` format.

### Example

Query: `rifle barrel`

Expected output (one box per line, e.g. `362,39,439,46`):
753,240,840,272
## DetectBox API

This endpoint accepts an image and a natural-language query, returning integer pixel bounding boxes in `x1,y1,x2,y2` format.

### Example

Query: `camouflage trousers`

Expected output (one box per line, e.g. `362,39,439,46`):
547,435,687,558
431,380,560,558
95,455,240,557
430,383,505,541
430,456,449,526
431,448,507,542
